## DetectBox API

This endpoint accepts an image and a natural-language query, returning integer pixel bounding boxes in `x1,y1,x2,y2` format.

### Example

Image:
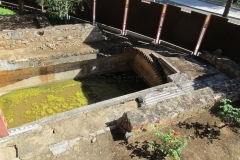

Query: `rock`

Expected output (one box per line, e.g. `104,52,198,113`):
125,131,133,139
49,140,70,156
213,49,222,56
91,137,96,143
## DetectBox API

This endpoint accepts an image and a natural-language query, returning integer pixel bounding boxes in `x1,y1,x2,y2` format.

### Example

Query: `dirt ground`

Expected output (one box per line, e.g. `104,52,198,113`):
27,107,240,160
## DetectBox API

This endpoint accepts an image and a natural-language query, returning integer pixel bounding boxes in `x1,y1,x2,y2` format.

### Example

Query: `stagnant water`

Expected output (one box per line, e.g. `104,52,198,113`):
0,70,148,128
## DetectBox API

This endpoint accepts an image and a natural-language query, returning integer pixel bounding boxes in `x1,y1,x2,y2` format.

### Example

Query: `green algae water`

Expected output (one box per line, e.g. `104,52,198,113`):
0,70,148,128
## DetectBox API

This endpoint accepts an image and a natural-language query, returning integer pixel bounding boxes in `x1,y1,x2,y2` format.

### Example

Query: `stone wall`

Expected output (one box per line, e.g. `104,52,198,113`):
0,23,104,50
199,51,240,78
0,51,133,96
117,77,240,132
0,46,165,96
0,14,50,31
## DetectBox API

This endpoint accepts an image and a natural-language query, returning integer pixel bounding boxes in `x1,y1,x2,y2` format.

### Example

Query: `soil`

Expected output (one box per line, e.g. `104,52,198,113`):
29,108,240,160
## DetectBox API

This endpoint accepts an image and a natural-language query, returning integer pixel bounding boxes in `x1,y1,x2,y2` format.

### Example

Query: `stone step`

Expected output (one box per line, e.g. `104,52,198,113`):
145,92,185,105
144,91,170,100
144,90,185,105
145,88,184,101
144,86,180,99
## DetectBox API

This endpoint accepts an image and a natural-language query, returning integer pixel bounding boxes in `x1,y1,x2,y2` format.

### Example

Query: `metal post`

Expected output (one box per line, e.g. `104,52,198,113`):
122,0,130,35
194,15,211,56
155,4,167,44
93,0,96,25
0,109,9,138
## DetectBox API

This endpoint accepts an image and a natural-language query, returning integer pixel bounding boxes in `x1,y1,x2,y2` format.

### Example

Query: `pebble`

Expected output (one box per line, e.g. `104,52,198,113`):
91,137,96,143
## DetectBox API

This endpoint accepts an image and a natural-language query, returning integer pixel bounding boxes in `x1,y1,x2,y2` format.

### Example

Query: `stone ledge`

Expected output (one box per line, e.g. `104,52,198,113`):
117,77,240,133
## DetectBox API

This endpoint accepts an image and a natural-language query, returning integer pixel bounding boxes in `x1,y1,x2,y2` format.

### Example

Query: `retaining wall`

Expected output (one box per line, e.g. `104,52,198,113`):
0,14,50,31
0,51,133,96
0,23,104,50
199,51,240,78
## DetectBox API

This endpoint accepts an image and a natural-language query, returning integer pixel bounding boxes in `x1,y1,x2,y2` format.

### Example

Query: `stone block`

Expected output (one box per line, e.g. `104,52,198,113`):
234,70,240,77
228,66,235,74
222,63,229,70
49,140,70,156
11,32,19,39
215,59,222,66
2,33,10,40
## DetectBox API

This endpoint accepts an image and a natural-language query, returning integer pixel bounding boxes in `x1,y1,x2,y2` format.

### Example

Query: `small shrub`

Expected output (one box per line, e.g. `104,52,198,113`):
149,120,188,160
0,7,16,15
219,98,240,125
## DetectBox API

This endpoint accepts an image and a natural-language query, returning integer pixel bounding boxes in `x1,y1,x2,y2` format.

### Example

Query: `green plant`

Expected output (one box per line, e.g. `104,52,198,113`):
149,120,188,160
35,0,91,20
219,98,240,125
0,7,17,15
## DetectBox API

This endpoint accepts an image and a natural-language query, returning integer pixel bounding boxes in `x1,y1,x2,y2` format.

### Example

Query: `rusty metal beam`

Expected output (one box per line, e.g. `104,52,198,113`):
194,15,211,55
155,4,167,44
122,0,130,35
93,0,96,25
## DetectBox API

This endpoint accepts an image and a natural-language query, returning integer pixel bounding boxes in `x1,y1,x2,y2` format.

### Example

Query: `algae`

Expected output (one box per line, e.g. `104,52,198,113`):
0,80,88,128
0,70,148,128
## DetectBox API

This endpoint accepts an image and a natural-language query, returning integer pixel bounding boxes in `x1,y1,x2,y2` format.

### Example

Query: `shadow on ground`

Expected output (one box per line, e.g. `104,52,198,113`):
177,121,221,144
120,141,166,160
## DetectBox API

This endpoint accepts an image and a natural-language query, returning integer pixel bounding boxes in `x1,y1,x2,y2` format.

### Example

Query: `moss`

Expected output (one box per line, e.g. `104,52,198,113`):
0,80,88,127
0,70,148,128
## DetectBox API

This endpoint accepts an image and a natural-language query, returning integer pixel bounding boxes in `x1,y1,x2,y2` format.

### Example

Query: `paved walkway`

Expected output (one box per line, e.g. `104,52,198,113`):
156,0,240,19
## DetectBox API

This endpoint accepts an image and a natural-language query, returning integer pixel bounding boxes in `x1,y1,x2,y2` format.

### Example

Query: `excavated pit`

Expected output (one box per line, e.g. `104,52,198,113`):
0,47,165,128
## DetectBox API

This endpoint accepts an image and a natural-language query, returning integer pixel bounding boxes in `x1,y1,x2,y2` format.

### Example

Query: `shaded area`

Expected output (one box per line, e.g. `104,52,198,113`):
0,15,40,31
177,121,221,144
161,5,206,51
96,0,125,29
127,0,163,38
71,1,92,22
76,70,149,104
125,141,166,159
200,15,240,65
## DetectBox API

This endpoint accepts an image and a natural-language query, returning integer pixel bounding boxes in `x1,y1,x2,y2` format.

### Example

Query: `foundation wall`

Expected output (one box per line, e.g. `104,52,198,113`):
0,52,134,96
